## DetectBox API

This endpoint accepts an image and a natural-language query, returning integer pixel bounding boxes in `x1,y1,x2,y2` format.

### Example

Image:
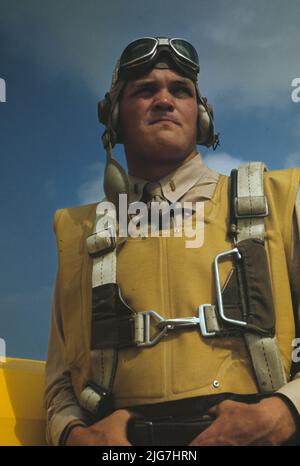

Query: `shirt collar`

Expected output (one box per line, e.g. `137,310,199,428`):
128,153,218,203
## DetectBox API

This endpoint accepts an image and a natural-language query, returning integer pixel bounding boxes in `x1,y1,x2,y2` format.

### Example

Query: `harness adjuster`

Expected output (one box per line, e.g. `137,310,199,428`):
79,381,111,417
134,311,169,347
234,196,268,218
198,304,217,337
86,226,116,257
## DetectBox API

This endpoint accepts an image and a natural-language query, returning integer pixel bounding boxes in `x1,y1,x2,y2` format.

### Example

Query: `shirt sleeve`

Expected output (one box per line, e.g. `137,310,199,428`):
276,196,300,414
44,276,88,446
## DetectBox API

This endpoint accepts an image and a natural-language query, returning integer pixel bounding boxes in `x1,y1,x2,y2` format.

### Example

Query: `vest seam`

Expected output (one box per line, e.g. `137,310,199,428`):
161,236,171,398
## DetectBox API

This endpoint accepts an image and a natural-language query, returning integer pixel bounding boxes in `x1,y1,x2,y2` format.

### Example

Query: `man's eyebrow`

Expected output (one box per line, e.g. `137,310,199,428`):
171,79,194,86
130,80,156,89
129,78,194,89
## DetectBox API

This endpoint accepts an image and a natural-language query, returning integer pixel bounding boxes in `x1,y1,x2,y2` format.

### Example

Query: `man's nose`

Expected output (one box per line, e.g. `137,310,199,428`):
152,90,174,111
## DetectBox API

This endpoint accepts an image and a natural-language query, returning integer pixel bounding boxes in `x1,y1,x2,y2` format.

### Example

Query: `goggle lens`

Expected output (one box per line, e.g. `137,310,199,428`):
170,39,199,70
120,38,157,68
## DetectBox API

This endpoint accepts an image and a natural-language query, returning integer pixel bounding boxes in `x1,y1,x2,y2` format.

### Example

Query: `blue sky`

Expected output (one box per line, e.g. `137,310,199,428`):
0,0,299,361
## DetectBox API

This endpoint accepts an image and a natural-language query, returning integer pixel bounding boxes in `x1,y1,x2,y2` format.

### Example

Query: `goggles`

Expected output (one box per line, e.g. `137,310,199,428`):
117,37,200,82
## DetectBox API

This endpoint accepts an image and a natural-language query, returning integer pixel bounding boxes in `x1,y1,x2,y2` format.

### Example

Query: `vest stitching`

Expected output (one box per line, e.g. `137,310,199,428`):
259,339,275,390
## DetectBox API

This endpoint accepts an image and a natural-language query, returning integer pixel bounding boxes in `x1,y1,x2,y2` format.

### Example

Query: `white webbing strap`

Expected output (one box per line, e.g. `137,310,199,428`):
79,201,118,416
236,162,268,242
244,332,286,392
237,162,287,392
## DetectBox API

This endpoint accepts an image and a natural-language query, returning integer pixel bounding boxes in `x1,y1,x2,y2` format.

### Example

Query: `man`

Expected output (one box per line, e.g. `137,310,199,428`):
44,37,300,446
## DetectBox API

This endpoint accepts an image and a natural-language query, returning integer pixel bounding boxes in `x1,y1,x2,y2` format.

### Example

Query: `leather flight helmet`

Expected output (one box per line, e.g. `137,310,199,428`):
97,37,219,207
98,37,219,150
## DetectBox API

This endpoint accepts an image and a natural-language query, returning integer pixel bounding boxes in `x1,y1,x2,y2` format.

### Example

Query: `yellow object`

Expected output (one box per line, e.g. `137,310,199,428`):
0,358,46,446
53,169,300,407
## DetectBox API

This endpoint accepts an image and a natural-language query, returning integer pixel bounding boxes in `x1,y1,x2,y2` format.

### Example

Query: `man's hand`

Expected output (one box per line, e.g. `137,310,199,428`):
189,397,297,446
65,409,134,446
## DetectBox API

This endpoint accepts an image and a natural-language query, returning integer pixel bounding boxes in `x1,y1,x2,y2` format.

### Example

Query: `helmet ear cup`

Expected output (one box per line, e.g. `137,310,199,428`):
111,101,120,136
98,92,121,147
207,102,214,120
111,101,122,144
197,102,211,145
196,97,217,148
98,93,111,126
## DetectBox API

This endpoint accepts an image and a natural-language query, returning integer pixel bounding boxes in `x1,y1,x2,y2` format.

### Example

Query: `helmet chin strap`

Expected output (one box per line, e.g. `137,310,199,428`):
102,130,130,215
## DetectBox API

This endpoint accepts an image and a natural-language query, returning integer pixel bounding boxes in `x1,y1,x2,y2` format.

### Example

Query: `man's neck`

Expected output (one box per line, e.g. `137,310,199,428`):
127,149,198,181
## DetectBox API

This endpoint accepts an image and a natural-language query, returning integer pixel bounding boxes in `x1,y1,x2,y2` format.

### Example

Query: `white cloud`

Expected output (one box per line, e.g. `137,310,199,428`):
203,152,248,175
77,161,104,205
284,152,300,168
191,1,300,110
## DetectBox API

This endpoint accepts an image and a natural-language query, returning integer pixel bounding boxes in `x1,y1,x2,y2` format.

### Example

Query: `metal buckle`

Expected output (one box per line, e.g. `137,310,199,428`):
136,311,169,347
214,247,247,328
135,311,201,347
157,316,199,330
234,197,268,218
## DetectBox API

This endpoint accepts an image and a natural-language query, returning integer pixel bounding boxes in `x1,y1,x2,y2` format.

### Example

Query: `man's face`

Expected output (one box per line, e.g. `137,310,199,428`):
119,68,198,167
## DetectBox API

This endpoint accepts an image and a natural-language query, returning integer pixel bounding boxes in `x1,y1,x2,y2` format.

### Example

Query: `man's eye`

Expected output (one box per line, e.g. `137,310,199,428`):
173,86,193,96
134,86,155,96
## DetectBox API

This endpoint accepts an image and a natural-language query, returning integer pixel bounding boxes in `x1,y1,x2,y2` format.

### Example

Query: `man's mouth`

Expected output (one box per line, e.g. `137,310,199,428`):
149,117,180,126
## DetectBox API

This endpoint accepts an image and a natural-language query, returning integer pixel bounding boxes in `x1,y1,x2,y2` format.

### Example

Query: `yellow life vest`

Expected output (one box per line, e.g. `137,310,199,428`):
54,168,300,408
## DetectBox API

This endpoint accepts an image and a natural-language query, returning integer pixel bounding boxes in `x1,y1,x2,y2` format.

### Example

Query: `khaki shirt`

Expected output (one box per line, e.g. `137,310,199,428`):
44,153,300,445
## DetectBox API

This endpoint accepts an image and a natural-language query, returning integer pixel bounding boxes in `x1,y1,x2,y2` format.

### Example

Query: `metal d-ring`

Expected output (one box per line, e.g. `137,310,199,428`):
214,247,247,328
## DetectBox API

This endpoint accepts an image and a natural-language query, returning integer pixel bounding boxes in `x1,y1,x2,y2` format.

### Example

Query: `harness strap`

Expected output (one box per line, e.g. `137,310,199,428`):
236,162,268,242
235,162,286,392
79,201,118,418
203,163,287,391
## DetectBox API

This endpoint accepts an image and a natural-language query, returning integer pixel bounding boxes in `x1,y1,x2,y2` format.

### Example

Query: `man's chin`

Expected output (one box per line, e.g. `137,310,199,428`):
147,140,192,162
150,131,184,148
